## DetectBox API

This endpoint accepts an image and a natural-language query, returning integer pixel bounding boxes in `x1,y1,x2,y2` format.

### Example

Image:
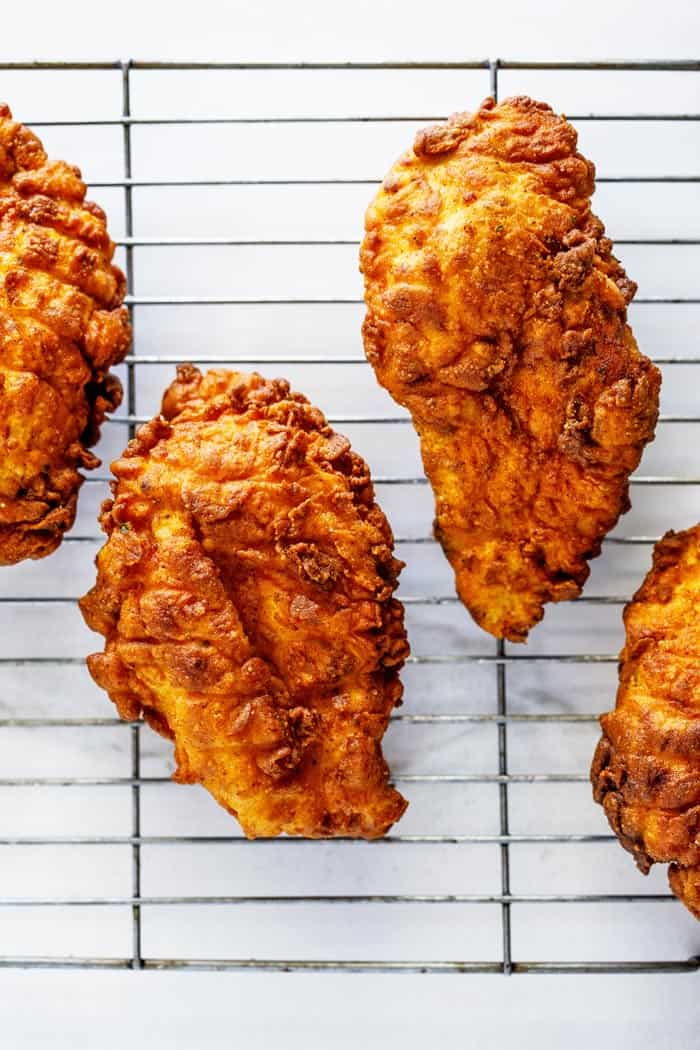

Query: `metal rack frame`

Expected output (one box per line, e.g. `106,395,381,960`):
0,57,699,975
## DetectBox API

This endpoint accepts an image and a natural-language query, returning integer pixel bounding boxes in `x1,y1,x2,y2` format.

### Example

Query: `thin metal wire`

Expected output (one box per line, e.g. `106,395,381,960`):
0,773,592,786
0,834,618,845
0,894,678,907
87,175,700,187
0,957,695,974
22,112,700,126
58,533,657,546
96,412,700,426
112,356,696,366
0,713,601,727
0,651,618,664
0,594,628,604
121,59,143,974
73,473,696,486
1,56,699,977
2,58,700,69
119,296,700,306
490,58,513,979
75,473,700,487
371,475,700,486
111,237,700,247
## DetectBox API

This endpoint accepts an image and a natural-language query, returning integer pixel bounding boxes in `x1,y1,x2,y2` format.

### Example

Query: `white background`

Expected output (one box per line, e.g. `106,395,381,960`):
1,1,700,1046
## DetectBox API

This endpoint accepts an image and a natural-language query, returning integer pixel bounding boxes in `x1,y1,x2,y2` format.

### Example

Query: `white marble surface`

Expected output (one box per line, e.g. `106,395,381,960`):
1,1,700,1045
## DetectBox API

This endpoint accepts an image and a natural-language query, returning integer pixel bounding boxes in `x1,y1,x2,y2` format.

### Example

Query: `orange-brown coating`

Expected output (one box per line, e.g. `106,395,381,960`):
361,96,660,641
80,366,408,838
592,525,700,920
0,103,130,564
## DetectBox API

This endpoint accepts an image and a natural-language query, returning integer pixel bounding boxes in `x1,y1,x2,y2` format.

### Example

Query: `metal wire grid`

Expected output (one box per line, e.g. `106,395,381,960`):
0,58,699,975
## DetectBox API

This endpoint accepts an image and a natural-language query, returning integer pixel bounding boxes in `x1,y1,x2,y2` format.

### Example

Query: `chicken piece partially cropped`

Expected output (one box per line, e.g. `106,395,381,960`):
80,365,408,838
361,95,660,641
592,526,700,920
0,103,130,565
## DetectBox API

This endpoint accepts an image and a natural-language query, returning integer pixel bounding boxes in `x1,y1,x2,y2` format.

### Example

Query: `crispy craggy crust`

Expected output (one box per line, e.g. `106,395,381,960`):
0,103,130,564
80,365,409,839
360,96,660,641
592,526,700,919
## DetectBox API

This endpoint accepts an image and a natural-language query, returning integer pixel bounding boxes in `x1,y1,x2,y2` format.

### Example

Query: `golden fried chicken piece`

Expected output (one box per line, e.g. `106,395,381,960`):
592,526,700,920
80,365,408,838
361,96,660,641
0,103,130,564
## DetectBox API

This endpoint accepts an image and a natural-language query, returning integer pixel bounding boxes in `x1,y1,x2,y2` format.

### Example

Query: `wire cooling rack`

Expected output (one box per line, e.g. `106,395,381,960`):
0,58,700,975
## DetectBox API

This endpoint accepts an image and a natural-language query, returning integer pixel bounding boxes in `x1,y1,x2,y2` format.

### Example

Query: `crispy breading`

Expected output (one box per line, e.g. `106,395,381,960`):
592,525,700,920
80,366,408,839
361,96,660,641
0,103,130,564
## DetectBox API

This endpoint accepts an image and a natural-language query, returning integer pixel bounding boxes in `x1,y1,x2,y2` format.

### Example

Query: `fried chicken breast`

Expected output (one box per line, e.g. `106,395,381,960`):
592,526,700,920
361,96,660,641
80,365,408,838
0,103,130,565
